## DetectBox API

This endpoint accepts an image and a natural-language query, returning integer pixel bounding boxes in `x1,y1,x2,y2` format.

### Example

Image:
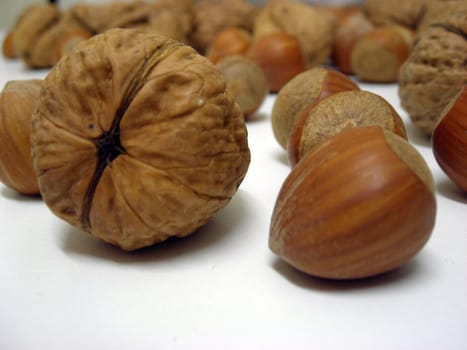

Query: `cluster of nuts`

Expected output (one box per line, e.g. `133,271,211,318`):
0,0,465,278
0,28,250,251
268,66,437,279
1,0,255,68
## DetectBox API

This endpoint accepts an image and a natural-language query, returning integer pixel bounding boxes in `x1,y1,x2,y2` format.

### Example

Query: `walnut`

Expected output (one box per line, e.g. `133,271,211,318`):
363,0,426,28
11,4,93,68
69,1,147,34
31,28,250,251
398,6,467,135
12,4,61,68
418,0,465,32
70,0,194,43
190,0,257,54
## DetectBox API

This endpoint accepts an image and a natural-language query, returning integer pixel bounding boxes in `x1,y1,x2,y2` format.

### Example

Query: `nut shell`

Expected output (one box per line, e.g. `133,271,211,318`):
332,11,374,74
190,0,256,54
247,31,306,93
432,86,467,192
206,27,252,64
288,90,407,166
399,19,467,135
271,67,359,149
351,26,410,83
253,0,335,68
2,31,17,59
31,29,250,251
216,55,268,119
0,80,43,195
270,126,436,280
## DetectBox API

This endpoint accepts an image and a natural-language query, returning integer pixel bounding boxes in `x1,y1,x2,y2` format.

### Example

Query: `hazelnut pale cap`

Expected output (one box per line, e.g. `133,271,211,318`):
271,67,359,149
31,28,250,251
288,90,407,166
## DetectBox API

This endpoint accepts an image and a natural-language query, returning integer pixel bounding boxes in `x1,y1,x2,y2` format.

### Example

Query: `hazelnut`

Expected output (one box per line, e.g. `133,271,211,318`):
253,0,335,68
247,31,306,93
216,55,268,120
288,90,407,166
432,86,467,192
206,27,252,64
332,11,374,74
189,0,256,54
2,31,17,59
0,80,44,195
270,126,436,280
351,25,412,83
271,67,359,149
31,29,250,251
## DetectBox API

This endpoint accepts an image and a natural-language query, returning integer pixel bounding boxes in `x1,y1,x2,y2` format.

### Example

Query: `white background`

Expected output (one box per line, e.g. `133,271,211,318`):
1,30,466,349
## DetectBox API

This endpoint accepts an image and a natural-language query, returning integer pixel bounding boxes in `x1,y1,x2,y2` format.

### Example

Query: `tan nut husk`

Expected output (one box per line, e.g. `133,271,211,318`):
288,90,407,166
271,67,359,149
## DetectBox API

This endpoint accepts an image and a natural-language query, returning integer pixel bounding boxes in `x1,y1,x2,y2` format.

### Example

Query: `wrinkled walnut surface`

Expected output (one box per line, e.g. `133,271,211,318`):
31,28,250,251
399,17,467,135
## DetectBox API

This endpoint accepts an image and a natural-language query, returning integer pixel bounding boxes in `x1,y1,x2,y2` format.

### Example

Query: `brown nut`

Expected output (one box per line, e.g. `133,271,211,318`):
2,31,17,59
271,67,359,149
270,126,436,280
432,86,467,192
0,80,44,195
12,4,62,68
399,19,467,135
190,0,256,54
53,28,93,62
216,55,268,119
332,11,374,74
363,0,425,28
314,5,362,23
247,31,306,93
31,29,250,251
351,25,411,83
253,0,335,68
288,90,407,166
206,27,252,64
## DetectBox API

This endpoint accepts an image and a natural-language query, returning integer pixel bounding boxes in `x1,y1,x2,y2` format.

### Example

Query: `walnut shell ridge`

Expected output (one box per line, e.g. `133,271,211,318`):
31,28,250,251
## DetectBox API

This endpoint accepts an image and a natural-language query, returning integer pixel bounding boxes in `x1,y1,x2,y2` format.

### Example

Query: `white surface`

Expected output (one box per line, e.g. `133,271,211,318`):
1,40,466,350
